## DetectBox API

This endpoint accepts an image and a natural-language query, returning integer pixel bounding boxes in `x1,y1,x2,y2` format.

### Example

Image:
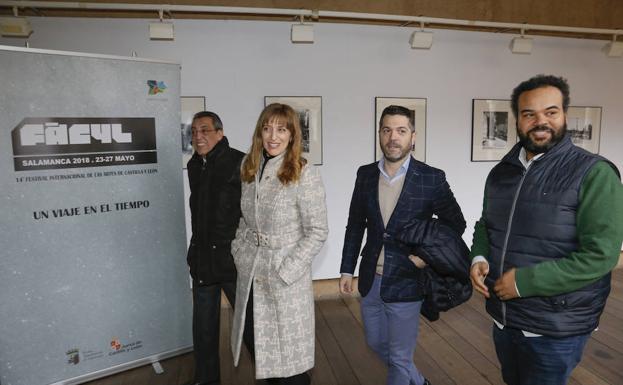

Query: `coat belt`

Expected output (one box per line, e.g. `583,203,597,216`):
243,228,299,249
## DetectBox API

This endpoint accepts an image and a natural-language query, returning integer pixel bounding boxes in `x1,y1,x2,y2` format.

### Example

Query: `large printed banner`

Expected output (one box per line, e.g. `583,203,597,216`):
0,46,192,385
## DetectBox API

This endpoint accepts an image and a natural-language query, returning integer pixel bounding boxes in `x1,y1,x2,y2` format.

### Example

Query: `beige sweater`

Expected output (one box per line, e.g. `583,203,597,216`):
376,174,406,274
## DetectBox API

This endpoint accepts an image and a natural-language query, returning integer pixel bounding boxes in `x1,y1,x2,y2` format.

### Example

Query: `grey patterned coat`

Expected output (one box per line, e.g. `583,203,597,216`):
231,153,328,379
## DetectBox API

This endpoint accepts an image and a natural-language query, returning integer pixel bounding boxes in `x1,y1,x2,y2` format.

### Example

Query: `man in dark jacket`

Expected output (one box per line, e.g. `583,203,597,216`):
470,75,623,385
340,105,466,385
187,111,253,385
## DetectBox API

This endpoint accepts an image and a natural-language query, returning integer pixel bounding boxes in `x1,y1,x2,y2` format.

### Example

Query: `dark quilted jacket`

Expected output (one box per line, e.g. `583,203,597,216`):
187,137,244,285
484,135,613,336
394,218,472,321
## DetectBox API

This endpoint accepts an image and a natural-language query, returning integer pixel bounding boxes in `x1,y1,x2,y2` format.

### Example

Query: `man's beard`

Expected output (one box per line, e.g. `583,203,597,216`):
382,141,411,163
517,123,566,155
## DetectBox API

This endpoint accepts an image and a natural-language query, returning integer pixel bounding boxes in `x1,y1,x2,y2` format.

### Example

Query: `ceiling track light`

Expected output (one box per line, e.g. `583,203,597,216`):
0,6,33,38
409,20,433,49
291,14,314,44
510,27,533,54
149,8,174,41
603,33,623,58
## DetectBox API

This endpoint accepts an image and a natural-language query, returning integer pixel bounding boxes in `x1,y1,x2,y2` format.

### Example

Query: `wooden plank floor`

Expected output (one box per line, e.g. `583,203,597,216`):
86,269,623,385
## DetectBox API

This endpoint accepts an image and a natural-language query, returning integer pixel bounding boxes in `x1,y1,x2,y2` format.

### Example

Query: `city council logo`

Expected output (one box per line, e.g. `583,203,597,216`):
110,338,122,351
66,348,80,365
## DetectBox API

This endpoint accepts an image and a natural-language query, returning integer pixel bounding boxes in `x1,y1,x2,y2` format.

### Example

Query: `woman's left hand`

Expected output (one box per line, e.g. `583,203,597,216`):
409,254,427,269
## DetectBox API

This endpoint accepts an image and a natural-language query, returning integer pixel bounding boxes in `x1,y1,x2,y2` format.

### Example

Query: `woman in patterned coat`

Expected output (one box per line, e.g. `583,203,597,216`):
231,103,328,384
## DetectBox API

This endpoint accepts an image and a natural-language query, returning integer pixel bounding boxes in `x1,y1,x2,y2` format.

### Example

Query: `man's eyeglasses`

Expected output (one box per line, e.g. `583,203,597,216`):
192,129,218,136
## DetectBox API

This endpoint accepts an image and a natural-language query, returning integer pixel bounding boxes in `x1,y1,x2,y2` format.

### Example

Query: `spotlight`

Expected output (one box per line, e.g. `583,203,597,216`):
510,36,533,54
409,21,433,49
510,27,532,54
291,16,314,44
149,22,174,40
149,9,174,41
603,38,623,58
0,7,32,38
409,31,433,49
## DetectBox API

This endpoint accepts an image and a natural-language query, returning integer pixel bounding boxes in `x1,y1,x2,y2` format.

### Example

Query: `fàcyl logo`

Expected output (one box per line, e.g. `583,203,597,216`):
19,122,132,146
11,117,158,171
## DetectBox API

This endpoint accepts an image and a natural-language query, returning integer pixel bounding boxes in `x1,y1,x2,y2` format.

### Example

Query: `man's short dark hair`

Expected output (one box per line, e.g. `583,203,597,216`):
192,111,223,131
379,105,415,132
511,75,570,118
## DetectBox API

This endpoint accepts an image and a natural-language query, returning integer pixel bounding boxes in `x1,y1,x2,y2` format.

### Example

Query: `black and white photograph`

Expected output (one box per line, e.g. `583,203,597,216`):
375,97,427,162
567,106,602,154
265,96,323,165
471,99,517,161
482,111,509,148
181,96,206,168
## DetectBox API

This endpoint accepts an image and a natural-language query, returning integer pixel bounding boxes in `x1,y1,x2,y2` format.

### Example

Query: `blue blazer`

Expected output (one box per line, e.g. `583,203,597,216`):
340,157,466,302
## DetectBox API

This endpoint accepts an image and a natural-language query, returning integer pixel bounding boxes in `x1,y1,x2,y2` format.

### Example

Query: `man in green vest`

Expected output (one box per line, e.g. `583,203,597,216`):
470,74,623,385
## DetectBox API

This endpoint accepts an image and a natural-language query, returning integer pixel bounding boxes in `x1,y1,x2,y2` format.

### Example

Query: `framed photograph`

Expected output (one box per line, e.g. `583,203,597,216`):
181,96,206,168
471,99,517,161
567,106,601,154
264,96,323,165
375,97,427,162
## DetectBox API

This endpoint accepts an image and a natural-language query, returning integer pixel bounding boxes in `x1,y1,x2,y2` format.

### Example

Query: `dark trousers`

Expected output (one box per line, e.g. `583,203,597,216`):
492,325,590,385
265,372,310,385
192,281,254,385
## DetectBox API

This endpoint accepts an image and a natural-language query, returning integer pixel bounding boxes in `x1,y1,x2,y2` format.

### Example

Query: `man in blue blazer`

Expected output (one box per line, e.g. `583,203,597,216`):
340,105,466,385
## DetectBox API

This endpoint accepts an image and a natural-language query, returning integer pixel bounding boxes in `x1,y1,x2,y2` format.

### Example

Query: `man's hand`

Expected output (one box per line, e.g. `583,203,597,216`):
470,261,490,298
494,268,519,301
339,274,353,295
409,255,428,269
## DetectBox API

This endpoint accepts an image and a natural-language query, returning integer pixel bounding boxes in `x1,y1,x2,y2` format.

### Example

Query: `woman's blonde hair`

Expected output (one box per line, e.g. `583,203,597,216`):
241,103,307,185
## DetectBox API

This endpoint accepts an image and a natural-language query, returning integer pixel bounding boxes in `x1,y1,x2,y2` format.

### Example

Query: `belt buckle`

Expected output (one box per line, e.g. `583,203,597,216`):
254,231,260,246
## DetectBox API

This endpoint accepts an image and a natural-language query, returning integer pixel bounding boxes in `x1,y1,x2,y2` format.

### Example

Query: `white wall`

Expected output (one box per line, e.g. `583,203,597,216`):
3,18,622,279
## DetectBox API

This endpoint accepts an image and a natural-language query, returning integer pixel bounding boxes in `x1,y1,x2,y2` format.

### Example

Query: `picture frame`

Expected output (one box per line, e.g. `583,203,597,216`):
264,96,323,165
566,106,601,154
181,96,206,168
374,97,427,162
471,99,517,162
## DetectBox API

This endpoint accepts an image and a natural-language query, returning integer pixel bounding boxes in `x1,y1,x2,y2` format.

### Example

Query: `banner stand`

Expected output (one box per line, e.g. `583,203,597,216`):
0,45,193,385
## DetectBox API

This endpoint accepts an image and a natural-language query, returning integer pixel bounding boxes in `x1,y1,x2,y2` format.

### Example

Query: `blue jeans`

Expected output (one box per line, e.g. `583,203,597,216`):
492,325,590,385
361,275,425,385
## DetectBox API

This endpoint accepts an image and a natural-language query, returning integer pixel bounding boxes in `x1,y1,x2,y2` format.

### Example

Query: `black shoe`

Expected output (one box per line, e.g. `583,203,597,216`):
424,379,432,385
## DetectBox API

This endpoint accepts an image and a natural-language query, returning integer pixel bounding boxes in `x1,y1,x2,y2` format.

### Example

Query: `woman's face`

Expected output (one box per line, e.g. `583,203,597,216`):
261,117,291,157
